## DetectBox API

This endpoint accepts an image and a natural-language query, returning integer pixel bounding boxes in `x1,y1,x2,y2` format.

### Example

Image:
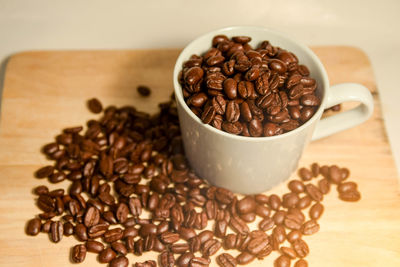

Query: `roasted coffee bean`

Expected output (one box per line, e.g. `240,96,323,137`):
305,183,323,202
63,222,74,236
254,194,269,204
259,217,275,231
236,251,255,265
318,178,331,194
176,252,194,267
160,231,180,244
301,94,320,106
255,205,270,218
284,213,303,230
268,194,281,211
159,251,175,267
298,167,313,181
222,121,243,135
302,219,320,235
296,196,312,210
309,202,324,220
84,206,100,227
240,212,256,223
247,236,269,255
111,241,127,255
248,119,263,137
225,101,240,123
282,192,300,208
129,197,142,217
171,243,190,254
272,225,286,243
202,239,221,257
26,218,41,236
41,220,52,233
110,256,129,267
292,239,309,258
217,253,237,267
137,85,151,96
281,246,297,259
34,185,49,195
86,240,104,253
339,190,361,202
50,221,63,243
135,260,157,267
87,98,103,113
272,210,286,225
37,195,55,212
288,180,305,193
263,122,282,136
229,216,249,235
99,247,117,263
201,106,216,124
287,229,302,244
215,219,228,238
274,255,291,267
35,166,54,178
294,259,308,267
223,234,237,250
329,165,343,184
72,244,86,263
75,223,89,241
189,257,210,267
300,107,315,122
237,196,256,214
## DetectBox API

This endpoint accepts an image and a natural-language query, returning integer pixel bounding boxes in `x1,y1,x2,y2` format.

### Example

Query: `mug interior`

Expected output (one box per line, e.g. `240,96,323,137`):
173,26,330,141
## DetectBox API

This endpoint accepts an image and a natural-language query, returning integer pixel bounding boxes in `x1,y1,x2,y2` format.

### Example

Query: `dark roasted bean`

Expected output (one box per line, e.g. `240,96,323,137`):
274,255,291,267
86,240,104,253
50,221,63,243
160,251,175,267
26,218,41,236
72,244,86,263
236,251,255,265
110,256,129,267
87,98,103,113
292,239,309,258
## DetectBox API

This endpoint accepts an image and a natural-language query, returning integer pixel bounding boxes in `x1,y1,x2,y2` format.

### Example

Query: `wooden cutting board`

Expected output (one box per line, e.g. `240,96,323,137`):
0,47,399,267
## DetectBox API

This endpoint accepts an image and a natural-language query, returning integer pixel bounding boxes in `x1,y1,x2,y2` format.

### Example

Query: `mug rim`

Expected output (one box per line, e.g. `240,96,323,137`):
173,25,330,142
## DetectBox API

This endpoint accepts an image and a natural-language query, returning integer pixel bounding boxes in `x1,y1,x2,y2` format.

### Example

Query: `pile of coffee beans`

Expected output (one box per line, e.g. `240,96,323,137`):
178,35,321,136
26,96,360,267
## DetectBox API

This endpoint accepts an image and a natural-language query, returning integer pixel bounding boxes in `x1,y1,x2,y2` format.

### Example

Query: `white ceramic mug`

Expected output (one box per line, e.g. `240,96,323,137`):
173,26,373,194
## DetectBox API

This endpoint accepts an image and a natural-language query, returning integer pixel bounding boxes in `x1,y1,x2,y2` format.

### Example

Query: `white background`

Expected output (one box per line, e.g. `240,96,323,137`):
0,0,399,175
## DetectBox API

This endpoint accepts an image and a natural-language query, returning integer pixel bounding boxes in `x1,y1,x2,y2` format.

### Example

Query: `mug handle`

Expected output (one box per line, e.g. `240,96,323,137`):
311,83,374,140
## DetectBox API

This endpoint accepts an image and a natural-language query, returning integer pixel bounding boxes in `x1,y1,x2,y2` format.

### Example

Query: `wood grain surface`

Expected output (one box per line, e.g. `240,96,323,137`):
0,47,399,266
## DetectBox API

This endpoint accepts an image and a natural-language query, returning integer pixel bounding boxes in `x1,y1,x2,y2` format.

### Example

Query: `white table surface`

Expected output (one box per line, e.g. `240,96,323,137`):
0,0,399,177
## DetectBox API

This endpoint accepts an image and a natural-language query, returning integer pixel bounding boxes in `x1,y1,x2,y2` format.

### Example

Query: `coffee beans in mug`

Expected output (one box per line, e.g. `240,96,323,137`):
26,98,361,267
179,35,321,136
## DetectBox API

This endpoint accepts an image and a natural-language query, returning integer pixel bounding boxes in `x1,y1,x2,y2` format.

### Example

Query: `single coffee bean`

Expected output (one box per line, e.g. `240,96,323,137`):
159,251,175,267
71,244,86,263
35,166,54,178
202,239,221,257
280,246,297,259
189,257,210,267
288,180,305,193
268,194,281,211
259,217,275,231
302,219,320,235
329,165,343,184
339,190,361,202
292,239,309,258
272,210,286,225
50,221,63,243
137,85,151,96
84,206,100,227
87,98,103,113
284,213,303,230
247,236,269,255
86,240,104,253
63,222,74,236
294,259,309,267
296,196,312,210
272,225,286,243
287,230,302,244
309,202,324,220
237,196,256,214
179,227,197,241
99,247,117,263
298,167,313,181
337,181,358,193
160,231,180,244
305,183,323,202
171,243,190,254
318,178,331,194
217,253,237,267
282,192,300,208
236,251,255,265
104,228,124,243
26,218,41,236
111,241,128,255
176,252,194,267
274,255,291,267
110,256,129,267
224,234,237,250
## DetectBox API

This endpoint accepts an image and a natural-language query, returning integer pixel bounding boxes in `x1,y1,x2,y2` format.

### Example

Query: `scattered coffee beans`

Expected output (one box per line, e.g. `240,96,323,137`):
178,35,321,136
26,97,361,267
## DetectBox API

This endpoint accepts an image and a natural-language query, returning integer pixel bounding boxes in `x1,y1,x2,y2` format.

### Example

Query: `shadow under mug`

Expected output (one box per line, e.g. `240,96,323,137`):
173,26,374,194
